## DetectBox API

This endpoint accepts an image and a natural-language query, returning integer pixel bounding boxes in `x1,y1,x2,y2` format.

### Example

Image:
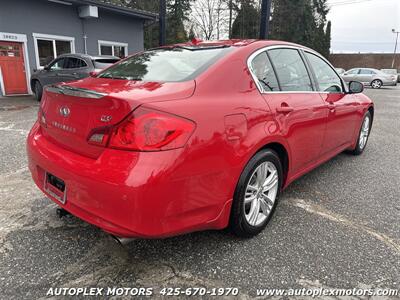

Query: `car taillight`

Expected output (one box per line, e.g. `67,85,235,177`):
88,108,195,151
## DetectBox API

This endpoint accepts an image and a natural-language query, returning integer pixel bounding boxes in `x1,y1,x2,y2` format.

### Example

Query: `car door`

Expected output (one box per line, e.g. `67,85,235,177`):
357,69,375,84
303,51,359,153
40,57,67,86
250,48,328,173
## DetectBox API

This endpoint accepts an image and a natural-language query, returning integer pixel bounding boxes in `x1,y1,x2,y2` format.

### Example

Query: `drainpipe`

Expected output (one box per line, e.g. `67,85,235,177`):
83,34,88,54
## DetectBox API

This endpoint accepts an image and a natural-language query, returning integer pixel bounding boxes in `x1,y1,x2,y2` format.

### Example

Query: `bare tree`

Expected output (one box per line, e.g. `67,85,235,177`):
190,0,230,40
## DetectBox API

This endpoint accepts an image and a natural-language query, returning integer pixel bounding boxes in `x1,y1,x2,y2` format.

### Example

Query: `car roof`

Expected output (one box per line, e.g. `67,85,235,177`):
57,53,120,60
160,39,313,52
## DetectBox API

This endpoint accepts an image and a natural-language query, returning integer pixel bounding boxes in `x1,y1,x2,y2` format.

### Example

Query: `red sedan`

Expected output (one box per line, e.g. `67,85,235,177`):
27,40,374,240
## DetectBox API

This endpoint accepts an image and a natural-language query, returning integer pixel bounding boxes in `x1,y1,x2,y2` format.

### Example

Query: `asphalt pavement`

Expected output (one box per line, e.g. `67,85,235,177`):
0,87,399,299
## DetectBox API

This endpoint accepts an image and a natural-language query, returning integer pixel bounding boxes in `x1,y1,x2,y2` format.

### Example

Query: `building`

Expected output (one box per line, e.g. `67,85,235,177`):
0,0,157,96
329,53,400,71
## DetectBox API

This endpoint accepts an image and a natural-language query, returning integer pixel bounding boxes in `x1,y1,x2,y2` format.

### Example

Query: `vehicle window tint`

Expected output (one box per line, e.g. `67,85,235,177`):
268,48,313,91
305,52,343,93
98,47,233,82
251,52,279,91
64,57,87,69
50,58,66,70
359,69,374,75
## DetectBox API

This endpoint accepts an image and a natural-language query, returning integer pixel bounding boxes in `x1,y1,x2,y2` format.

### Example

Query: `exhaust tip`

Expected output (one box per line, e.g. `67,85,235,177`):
110,235,135,246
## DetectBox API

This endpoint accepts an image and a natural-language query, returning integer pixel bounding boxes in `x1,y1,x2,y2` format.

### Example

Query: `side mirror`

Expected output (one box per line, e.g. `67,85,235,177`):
89,71,98,77
348,81,364,94
44,65,50,71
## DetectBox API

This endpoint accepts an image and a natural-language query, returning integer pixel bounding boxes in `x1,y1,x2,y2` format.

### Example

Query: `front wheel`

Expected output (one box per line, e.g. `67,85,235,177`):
371,79,382,89
230,149,282,238
33,81,43,101
350,111,372,155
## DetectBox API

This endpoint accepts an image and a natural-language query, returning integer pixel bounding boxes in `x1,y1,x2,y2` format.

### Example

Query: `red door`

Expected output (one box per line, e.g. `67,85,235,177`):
263,93,328,173
0,41,28,95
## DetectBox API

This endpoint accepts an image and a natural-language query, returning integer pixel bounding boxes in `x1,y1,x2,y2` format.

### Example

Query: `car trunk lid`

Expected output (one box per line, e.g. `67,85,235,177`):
40,78,195,158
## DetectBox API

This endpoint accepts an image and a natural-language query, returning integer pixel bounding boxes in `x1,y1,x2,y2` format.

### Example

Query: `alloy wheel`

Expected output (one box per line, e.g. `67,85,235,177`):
371,80,382,89
244,162,279,226
359,115,370,149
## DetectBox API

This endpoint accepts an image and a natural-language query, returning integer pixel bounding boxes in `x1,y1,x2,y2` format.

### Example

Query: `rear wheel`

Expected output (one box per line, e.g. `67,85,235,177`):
350,111,371,155
230,149,282,237
371,79,382,89
33,81,43,101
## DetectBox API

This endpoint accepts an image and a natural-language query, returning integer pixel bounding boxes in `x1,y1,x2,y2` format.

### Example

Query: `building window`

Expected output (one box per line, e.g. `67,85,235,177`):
33,33,75,68
98,40,128,58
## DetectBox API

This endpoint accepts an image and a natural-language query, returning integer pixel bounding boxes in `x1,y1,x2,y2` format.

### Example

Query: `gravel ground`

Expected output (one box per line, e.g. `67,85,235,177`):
0,87,399,299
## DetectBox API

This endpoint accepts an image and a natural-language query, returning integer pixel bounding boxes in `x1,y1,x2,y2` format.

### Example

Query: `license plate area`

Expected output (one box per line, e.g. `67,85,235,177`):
44,172,67,204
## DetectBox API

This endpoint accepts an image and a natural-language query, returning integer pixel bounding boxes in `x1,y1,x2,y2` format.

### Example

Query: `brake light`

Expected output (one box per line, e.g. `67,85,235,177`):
88,108,195,151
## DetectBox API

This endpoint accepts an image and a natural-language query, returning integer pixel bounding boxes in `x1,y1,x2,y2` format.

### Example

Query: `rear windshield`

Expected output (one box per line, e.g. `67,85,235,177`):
97,46,232,82
93,59,120,69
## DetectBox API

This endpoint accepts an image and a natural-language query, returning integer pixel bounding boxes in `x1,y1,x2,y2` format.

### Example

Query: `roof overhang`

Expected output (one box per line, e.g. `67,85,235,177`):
45,0,157,21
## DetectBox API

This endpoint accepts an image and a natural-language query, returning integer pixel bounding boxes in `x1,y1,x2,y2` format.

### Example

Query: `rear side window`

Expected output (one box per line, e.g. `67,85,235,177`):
64,57,87,69
251,52,279,91
268,48,313,92
305,52,343,93
98,47,232,82
359,69,375,75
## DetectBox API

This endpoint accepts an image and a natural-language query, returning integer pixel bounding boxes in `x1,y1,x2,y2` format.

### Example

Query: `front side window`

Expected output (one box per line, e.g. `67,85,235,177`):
98,47,232,82
49,58,66,70
305,52,343,93
268,48,313,92
346,69,359,75
251,52,279,91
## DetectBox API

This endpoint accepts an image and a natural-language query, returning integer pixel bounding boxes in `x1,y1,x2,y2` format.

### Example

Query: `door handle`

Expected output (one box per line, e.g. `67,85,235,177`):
276,106,294,114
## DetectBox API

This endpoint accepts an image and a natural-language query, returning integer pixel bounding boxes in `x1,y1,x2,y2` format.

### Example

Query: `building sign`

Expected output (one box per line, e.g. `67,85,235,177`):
0,32,27,43
2,34,18,41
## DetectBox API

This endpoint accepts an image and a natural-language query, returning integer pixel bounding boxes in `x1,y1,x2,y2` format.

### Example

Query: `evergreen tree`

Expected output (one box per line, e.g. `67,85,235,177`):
231,1,260,39
166,0,191,44
270,0,331,57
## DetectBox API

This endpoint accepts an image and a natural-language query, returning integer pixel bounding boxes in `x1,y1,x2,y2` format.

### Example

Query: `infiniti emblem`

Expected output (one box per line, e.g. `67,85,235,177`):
100,115,112,122
59,107,70,117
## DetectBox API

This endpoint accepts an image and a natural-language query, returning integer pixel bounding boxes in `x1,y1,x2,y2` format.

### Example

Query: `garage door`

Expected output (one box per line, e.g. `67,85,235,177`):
0,41,28,95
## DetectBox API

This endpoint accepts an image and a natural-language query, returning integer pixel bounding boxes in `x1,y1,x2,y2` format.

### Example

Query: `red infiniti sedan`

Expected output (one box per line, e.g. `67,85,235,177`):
27,40,374,239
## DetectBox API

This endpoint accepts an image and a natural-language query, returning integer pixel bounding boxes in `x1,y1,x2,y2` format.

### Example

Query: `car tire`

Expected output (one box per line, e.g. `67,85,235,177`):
350,111,372,155
230,149,282,238
33,81,43,102
371,79,382,89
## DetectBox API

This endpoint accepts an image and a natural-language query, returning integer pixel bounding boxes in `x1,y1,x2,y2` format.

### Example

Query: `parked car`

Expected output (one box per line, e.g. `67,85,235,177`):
27,40,374,241
335,68,345,75
381,68,400,83
342,68,397,89
30,54,120,101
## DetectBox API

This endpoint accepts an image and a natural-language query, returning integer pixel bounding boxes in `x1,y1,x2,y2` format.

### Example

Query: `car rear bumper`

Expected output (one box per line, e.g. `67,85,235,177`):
27,122,232,238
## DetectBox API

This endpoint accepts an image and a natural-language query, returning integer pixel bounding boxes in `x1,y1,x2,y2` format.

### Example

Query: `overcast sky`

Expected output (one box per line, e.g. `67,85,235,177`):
327,0,400,53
